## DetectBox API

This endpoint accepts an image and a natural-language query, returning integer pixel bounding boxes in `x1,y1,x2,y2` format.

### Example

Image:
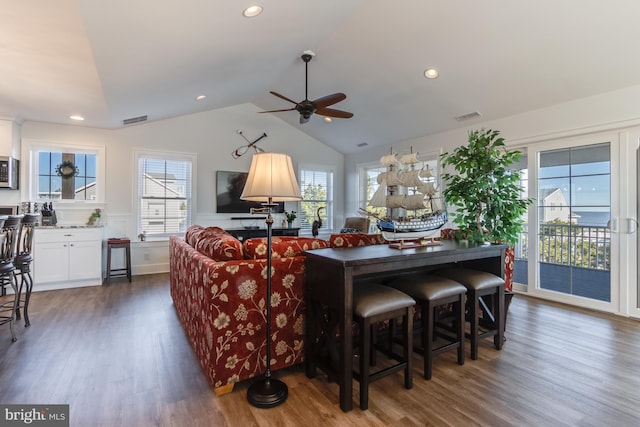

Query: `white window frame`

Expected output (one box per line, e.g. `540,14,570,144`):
298,164,334,235
22,139,106,205
133,148,196,239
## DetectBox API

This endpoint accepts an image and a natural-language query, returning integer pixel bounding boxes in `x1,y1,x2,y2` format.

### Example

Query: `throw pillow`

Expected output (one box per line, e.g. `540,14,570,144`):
243,237,329,259
196,229,243,261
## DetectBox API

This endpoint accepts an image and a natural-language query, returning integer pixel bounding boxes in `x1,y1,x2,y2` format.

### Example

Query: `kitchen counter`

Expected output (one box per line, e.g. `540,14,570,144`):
36,225,104,229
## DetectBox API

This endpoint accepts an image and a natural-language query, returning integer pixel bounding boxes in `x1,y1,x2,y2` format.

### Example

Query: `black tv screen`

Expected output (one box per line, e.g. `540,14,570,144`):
216,170,285,214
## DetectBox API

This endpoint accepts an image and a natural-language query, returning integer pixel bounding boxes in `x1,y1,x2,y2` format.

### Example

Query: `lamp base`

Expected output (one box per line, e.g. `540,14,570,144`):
247,377,288,408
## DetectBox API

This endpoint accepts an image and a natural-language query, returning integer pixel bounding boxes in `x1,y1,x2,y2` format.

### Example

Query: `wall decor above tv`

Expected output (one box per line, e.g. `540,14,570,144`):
216,170,285,214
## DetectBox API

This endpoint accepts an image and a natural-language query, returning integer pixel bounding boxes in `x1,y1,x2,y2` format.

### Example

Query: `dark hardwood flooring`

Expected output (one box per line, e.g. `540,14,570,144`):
1,273,639,426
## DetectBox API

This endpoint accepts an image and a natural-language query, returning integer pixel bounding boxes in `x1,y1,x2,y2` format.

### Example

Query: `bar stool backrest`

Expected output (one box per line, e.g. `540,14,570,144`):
1,216,22,263
0,216,6,253
15,214,39,258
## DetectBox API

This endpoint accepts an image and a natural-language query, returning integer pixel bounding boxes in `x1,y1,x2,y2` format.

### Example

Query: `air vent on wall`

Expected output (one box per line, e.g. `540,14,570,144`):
454,111,482,122
123,115,148,125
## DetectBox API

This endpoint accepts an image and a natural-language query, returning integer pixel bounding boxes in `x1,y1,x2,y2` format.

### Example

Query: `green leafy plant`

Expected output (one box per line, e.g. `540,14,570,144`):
87,208,102,226
285,210,297,222
440,128,533,245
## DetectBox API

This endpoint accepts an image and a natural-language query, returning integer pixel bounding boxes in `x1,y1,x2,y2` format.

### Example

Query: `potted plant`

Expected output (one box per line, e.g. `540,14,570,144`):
440,128,532,246
284,210,297,228
440,128,533,317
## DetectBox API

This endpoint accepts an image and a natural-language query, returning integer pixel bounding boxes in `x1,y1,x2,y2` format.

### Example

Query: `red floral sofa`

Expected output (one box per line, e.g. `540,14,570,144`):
169,225,328,395
329,232,386,248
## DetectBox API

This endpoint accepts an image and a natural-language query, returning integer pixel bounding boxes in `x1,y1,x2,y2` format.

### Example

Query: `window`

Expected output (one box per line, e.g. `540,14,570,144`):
359,162,388,226
23,139,105,203
298,166,333,233
136,151,194,237
38,152,97,200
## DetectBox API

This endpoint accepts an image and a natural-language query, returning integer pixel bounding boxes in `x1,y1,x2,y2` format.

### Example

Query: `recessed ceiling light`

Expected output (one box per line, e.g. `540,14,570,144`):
243,5,263,17
69,115,84,121
195,94,207,101
323,117,332,123
424,68,439,79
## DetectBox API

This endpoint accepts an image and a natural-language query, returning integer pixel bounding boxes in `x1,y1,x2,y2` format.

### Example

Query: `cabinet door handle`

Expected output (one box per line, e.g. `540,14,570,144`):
64,234,72,237
69,244,74,247
63,244,67,247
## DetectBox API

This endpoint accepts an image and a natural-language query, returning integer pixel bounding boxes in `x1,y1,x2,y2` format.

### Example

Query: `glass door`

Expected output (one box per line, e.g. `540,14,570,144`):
516,129,639,316
536,143,612,302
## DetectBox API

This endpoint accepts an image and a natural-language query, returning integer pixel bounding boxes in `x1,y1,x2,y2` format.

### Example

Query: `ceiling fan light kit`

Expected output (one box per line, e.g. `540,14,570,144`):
260,51,353,124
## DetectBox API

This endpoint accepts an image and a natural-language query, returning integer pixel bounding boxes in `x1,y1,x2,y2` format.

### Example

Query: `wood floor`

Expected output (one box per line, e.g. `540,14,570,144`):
1,273,639,427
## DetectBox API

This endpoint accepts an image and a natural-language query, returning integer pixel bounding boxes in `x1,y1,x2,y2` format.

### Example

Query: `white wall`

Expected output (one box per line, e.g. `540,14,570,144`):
344,83,640,212
20,103,344,275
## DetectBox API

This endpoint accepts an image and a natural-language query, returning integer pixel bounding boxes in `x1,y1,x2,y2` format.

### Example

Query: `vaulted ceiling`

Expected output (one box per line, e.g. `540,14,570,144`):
3,1,640,154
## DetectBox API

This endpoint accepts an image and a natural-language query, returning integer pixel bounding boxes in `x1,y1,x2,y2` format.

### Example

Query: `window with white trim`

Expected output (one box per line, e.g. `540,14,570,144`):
23,139,106,204
298,166,333,234
135,151,194,237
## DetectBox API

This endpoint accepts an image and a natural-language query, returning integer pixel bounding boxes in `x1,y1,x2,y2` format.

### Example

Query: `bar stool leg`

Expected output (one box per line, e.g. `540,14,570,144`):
106,245,112,284
359,317,372,410
403,309,413,389
456,294,465,365
424,300,434,380
126,243,132,282
469,289,479,360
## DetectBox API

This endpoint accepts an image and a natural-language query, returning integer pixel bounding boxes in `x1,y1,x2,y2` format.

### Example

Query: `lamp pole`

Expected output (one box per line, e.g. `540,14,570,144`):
246,199,288,408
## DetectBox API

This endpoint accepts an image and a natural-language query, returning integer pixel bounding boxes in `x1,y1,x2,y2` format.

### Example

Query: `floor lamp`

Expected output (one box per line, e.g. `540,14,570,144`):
241,152,302,408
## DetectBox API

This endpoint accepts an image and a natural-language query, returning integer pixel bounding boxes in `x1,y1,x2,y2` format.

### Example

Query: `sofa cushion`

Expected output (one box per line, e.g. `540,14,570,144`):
184,225,206,247
195,228,244,261
243,236,329,259
329,233,386,248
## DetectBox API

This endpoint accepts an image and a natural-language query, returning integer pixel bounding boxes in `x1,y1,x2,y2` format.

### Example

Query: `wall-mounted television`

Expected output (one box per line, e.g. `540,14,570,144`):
216,170,285,214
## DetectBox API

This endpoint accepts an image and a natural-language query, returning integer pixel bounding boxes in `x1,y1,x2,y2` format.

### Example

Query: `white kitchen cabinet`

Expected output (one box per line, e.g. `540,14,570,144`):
34,227,103,290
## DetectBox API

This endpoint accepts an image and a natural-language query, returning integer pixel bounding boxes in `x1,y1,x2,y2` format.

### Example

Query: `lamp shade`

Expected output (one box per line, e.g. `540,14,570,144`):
241,152,302,202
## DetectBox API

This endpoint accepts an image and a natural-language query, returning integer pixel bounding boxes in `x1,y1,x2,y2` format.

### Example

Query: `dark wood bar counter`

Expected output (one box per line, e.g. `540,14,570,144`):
304,240,507,412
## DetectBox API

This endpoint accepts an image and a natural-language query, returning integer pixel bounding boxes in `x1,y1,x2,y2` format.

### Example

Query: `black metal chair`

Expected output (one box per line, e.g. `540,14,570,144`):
13,213,39,327
0,215,22,342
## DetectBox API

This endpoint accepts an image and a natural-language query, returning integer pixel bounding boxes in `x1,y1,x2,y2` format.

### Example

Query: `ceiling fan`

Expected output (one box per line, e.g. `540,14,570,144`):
260,51,353,124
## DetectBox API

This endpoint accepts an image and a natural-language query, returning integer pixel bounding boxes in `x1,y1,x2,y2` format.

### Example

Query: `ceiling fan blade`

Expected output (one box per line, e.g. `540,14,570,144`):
270,91,299,105
300,114,311,124
315,107,354,119
312,93,346,108
259,108,296,113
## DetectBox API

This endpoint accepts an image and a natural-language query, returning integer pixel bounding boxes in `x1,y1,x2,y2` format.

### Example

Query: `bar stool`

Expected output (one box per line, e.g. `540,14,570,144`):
106,238,132,283
0,216,21,342
388,275,466,379
13,213,39,327
436,267,505,360
352,283,414,410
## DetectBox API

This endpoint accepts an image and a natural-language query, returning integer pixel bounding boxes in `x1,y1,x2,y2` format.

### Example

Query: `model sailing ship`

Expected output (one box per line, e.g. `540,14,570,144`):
366,149,448,243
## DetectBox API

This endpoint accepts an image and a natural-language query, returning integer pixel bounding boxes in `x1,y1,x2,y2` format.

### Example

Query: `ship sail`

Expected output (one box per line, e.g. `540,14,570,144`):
366,148,448,241
402,194,427,210
386,194,406,209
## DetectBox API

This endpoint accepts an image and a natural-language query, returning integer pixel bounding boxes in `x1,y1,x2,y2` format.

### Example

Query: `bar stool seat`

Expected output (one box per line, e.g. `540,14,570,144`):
388,275,466,379
436,267,505,360
352,283,415,410
106,238,132,283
